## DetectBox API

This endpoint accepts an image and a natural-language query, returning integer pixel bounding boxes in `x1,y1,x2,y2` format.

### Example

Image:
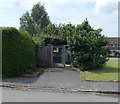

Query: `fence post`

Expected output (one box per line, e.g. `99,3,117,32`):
50,45,53,67
62,45,66,67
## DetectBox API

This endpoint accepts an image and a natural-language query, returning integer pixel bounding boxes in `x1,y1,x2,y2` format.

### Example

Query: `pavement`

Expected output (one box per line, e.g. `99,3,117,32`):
109,58,120,60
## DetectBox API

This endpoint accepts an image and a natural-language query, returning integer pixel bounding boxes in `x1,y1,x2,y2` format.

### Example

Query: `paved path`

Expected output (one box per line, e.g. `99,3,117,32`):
2,69,119,91
109,58,120,60
2,89,118,102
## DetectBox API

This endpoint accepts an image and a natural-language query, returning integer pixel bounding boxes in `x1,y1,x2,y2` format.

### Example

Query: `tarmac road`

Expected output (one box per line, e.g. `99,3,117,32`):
2,89,118,102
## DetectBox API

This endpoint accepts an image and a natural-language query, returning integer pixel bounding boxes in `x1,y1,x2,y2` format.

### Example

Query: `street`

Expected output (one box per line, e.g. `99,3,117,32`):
2,89,118,102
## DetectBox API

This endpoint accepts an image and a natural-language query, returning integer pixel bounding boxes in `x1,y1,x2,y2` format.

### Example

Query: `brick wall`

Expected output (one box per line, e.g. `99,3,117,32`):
106,37,120,50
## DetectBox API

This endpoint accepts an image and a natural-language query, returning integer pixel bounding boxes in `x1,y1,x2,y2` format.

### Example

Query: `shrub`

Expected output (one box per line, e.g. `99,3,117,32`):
107,51,120,57
2,27,36,77
67,19,109,71
107,53,116,57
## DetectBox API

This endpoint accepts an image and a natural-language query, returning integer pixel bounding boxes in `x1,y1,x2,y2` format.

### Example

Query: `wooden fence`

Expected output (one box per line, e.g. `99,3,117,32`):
37,45,52,67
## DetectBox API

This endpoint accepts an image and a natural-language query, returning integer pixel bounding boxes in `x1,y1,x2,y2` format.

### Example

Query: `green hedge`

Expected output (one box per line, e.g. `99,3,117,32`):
2,27,36,77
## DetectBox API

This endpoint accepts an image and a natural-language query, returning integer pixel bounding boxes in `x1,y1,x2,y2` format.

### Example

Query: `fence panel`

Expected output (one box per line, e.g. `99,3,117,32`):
37,45,51,67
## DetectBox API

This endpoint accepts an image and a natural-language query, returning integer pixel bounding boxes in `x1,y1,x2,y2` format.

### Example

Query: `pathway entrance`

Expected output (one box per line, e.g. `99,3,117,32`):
37,45,70,67
52,45,67,67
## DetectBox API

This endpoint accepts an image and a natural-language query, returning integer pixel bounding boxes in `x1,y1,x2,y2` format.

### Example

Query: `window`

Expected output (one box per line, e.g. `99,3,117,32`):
111,44,113,47
114,44,117,47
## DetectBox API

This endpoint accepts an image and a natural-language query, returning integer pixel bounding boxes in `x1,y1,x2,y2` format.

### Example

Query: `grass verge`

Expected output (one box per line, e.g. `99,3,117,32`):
80,60,120,82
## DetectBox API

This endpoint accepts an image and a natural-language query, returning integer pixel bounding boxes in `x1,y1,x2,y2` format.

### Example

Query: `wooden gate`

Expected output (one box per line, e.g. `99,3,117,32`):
37,45,70,67
37,45,52,67
52,45,65,67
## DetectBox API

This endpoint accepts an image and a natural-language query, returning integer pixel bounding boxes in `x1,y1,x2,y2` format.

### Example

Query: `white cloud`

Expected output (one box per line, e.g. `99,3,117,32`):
94,0,118,14
11,0,119,15
0,21,20,29
0,0,118,37
0,0,94,4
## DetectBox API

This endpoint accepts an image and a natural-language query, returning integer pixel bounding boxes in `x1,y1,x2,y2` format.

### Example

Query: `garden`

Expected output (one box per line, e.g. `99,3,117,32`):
2,2,119,83
80,59,120,82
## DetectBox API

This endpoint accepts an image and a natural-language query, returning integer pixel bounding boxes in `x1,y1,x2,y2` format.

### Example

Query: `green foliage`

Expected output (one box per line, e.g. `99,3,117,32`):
44,23,58,35
44,22,75,46
32,33,67,46
80,60,120,81
20,12,36,35
2,27,36,77
31,3,50,29
113,51,120,57
20,2,50,35
44,23,75,37
67,19,109,71
107,51,120,57
107,53,116,57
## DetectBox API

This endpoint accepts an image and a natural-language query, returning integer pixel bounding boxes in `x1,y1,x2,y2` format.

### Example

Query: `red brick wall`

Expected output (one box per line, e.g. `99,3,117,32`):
106,37,120,50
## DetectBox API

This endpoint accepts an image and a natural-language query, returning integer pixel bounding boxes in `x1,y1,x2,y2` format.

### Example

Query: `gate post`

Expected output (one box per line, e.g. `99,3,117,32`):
50,45,53,67
62,45,66,67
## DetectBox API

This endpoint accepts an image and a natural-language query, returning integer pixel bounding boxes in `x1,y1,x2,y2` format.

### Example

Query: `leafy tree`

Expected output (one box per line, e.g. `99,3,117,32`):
20,2,50,35
67,19,109,71
32,34,67,46
44,23,58,35
58,23,75,37
44,23,75,45
20,12,36,35
31,2,50,31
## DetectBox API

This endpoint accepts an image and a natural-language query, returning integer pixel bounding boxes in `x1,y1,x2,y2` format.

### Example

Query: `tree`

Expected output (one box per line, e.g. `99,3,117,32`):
67,19,109,71
58,23,75,37
20,12,36,35
20,2,50,35
31,2,50,31
44,23,75,45
44,23,58,35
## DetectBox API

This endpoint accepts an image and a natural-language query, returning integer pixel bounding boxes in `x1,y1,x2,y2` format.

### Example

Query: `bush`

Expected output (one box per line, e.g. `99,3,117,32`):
107,51,120,57
67,19,109,71
2,27,36,77
107,53,116,57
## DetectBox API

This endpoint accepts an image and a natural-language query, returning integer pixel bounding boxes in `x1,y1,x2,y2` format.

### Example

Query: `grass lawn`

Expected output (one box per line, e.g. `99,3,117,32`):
80,60,120,82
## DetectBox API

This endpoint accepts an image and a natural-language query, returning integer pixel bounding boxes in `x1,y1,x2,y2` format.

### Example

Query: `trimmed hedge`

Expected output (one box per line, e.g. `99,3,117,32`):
2,27,36,77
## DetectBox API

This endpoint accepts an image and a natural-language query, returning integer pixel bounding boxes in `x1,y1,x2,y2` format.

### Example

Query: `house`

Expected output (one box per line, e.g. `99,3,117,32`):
106,37,120,53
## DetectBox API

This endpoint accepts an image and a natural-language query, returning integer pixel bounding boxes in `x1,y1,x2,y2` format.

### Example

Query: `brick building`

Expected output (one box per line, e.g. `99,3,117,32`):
106,37,120,52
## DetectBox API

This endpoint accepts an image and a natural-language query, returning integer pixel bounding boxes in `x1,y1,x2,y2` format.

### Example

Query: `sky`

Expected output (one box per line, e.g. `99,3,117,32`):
0,0,119,37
